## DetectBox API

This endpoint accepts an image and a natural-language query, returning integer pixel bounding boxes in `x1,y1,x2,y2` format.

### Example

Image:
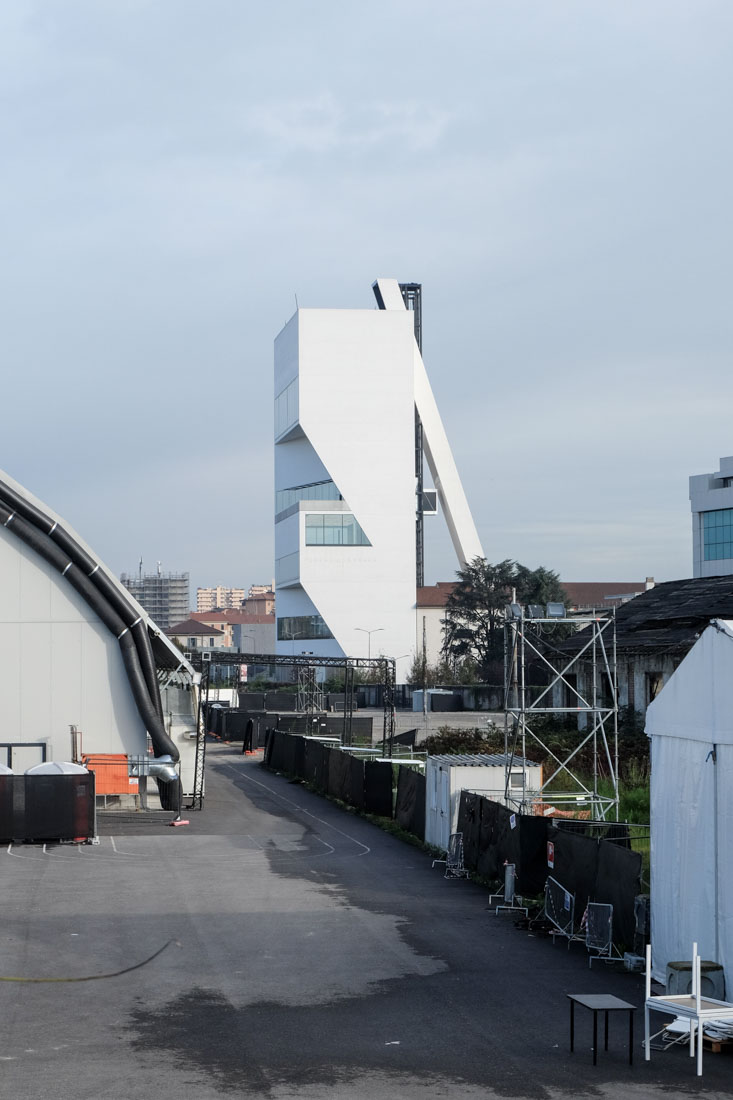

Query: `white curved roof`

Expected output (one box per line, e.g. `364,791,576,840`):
0,467,194,676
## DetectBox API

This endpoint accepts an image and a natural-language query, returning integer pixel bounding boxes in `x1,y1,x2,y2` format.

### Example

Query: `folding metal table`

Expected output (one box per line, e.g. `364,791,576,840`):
568,993,636,1065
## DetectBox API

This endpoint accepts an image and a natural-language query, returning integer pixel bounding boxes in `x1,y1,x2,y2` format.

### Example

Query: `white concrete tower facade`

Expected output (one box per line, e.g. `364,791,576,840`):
274,280,483,678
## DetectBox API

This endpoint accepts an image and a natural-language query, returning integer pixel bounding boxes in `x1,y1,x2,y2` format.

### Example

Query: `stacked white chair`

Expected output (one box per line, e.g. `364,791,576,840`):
644,941,733,1076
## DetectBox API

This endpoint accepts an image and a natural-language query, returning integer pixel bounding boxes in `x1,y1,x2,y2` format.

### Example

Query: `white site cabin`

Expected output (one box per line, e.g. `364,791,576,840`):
425,753,542,851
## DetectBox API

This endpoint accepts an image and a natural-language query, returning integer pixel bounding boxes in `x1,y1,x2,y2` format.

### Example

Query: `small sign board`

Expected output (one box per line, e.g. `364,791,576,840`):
547,841,555,869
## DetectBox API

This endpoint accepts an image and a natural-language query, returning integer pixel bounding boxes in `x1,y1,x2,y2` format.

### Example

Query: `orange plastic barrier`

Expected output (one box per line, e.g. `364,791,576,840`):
81,753,138,795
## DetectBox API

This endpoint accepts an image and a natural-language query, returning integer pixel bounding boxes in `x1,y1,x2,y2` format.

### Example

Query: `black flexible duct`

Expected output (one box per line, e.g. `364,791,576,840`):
0,479,164,723
0,501,178,762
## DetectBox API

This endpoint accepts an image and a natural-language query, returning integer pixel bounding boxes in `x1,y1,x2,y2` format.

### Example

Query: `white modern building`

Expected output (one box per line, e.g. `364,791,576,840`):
690,455,733,577
274,278,483,679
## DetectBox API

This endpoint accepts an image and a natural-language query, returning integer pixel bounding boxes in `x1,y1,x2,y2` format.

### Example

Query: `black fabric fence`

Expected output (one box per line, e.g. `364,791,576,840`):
364,761,393,817
457,793,642,946
0,774,95,842
264,730,402,820
349,757,366,809
327,749,352,802
394,766,425,840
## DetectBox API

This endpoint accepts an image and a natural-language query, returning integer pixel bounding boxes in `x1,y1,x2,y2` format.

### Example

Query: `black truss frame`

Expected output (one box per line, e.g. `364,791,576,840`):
188,651,397,810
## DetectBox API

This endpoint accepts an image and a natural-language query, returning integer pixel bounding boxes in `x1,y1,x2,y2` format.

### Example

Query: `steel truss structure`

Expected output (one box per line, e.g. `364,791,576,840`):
187,651,397,808
503,613,619,821
297,665,324,715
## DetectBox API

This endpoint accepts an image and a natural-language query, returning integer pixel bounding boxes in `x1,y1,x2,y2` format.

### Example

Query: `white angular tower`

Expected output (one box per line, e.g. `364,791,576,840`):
274,280,483,678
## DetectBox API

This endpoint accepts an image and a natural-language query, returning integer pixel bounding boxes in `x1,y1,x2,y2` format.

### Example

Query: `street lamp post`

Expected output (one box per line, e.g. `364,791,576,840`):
355,626,384,661
283,629,304,682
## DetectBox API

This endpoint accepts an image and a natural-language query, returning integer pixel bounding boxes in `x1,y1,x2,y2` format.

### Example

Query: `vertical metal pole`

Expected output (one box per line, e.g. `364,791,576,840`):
613,611,619,821
592,620,598,814
517,607,521,796
346,664,354,746
342,660,348,745
415,410,424,588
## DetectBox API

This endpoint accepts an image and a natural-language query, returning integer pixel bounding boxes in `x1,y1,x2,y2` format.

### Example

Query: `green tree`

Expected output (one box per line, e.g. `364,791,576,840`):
441,557,567,680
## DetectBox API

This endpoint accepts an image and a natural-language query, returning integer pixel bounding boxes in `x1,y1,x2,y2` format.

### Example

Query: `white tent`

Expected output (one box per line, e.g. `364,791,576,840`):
645,618,733,984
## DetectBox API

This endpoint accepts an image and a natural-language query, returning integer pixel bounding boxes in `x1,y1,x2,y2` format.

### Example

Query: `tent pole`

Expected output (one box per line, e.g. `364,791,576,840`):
713,743,719,964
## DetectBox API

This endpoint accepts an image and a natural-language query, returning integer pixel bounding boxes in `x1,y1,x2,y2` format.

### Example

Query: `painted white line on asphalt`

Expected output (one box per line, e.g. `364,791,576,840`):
222,761,371,856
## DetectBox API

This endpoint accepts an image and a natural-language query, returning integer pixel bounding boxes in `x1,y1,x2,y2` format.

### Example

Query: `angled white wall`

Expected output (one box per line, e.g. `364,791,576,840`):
374,277,484,568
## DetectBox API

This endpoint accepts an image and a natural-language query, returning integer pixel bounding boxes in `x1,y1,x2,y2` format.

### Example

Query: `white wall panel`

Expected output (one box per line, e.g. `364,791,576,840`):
0,537,21,621
0,623,21,736
19,622,52,741
0,524,147,758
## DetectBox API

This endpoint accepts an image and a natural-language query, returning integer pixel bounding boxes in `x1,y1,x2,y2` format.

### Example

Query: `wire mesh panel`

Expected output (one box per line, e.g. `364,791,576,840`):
545,875,575,938
432,832,469,879
585,902,614,963
446,832,468,878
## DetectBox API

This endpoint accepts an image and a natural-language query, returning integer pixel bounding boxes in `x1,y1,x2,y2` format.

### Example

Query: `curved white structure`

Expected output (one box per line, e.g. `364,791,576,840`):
0,468,197,788
274,280,483,676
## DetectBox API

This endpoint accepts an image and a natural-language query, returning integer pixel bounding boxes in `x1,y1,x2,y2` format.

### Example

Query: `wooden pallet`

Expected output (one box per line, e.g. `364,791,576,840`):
703,1035,733,1055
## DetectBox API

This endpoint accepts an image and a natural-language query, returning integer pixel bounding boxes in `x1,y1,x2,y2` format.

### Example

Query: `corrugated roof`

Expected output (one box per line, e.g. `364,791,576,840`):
562,575,733,656
429,753,532,767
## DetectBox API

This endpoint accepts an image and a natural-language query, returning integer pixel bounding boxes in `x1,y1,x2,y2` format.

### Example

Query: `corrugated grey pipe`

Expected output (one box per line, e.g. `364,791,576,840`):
0,502,178,763
0,479,163,722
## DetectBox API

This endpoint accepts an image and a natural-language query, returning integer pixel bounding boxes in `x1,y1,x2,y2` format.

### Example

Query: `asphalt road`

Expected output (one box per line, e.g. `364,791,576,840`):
1,743,731,1099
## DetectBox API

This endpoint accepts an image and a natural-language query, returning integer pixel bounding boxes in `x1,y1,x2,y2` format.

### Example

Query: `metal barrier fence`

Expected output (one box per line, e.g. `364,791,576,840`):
545,875,576,940
585,901,614,965
81,756,181,812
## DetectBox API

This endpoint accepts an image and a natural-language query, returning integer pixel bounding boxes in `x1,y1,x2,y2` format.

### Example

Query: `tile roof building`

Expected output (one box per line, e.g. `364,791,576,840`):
556,574,733,719
563,579,655,612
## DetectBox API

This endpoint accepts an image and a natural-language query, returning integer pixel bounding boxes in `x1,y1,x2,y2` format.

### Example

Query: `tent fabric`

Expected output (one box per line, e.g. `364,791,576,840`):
645,619,733,744
646,620,733,985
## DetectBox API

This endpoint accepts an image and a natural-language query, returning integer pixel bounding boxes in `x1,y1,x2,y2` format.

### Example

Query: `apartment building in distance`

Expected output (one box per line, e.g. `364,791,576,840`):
196,586,247,612
196,583,275,614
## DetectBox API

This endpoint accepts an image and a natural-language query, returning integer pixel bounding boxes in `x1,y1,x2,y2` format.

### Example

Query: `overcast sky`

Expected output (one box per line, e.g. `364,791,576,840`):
2,1,732,597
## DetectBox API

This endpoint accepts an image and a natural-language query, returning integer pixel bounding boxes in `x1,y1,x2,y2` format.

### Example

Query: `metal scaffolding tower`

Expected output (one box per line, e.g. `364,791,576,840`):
297,665,324,715
503,611,619,821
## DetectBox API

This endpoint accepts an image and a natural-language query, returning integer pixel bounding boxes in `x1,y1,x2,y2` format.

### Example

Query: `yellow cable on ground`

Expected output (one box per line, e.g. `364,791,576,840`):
0,939,177,982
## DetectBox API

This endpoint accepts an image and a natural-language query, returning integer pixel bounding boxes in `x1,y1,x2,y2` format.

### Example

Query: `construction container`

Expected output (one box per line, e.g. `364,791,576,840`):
425,753,543,851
